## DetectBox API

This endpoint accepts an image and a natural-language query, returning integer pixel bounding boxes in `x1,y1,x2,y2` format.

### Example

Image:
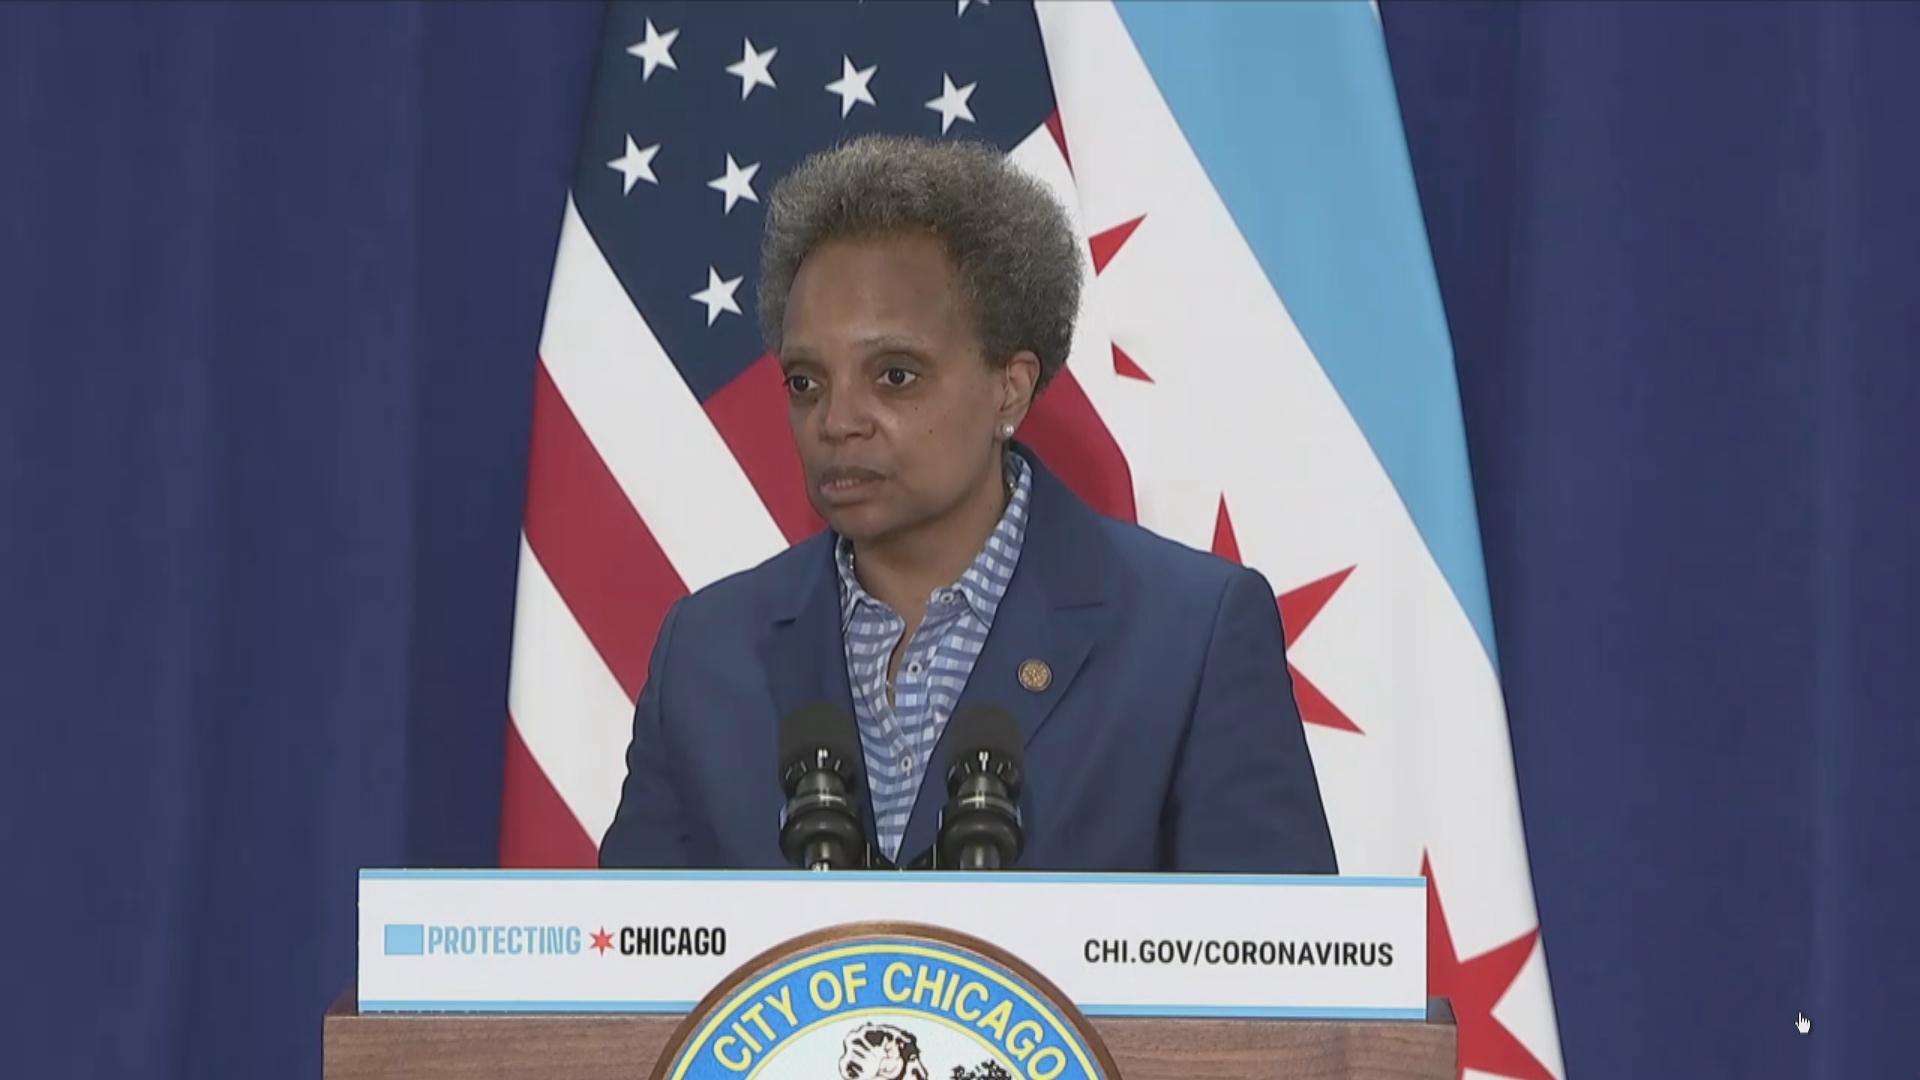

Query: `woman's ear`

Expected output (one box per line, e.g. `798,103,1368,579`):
998,349,1041,428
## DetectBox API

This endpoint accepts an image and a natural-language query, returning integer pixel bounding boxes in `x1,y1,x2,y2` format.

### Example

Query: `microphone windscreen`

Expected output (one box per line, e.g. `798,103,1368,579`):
946,704,1023,765
778,701,861,777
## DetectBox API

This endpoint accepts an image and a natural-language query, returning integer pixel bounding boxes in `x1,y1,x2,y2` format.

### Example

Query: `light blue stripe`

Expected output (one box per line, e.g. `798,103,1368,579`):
359,869,1424,886
1115,0,1499,664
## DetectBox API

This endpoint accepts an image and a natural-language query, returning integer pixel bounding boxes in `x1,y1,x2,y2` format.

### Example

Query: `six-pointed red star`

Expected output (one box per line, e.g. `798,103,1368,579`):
590,926,613,955
1424,854,1554,1080
1210,498,1362,733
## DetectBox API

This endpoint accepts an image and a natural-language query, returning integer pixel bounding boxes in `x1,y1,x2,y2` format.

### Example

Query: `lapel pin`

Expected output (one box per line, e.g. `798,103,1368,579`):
1018,659,1052,693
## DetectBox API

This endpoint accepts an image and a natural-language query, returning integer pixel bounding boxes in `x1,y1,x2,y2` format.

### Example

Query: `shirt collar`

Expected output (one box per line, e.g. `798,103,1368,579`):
835,451,1033,630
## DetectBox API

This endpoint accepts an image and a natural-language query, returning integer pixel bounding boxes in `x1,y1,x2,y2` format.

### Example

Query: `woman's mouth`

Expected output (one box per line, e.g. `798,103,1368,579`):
818,467,884,504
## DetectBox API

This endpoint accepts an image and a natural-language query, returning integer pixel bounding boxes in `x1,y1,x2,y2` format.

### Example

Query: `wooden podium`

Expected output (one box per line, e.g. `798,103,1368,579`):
323,991,1455,1079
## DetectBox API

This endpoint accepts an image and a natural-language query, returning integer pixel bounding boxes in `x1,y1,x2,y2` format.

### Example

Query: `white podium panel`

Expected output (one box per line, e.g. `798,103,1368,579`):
358,870,1425,1020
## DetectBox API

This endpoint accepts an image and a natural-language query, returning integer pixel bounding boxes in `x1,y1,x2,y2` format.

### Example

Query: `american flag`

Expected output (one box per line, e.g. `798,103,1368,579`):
501,2,1564,1077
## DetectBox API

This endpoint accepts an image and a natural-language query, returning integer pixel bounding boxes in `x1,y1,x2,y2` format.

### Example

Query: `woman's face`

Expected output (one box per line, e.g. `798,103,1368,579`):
779,231,1032,549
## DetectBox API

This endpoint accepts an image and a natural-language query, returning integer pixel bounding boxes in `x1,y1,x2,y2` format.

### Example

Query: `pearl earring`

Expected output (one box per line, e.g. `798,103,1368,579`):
1000,423,1016,440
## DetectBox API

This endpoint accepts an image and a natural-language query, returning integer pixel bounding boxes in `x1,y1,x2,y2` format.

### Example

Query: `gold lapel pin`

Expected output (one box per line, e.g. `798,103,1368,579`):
1018,659,1053,693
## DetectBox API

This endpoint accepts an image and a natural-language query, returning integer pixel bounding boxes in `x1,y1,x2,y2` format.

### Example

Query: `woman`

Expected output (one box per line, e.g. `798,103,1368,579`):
601,135,1335,873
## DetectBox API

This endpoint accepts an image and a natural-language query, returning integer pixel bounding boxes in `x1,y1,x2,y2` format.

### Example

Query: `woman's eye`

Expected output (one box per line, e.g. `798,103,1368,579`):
880,368,919,388
784,374,817,395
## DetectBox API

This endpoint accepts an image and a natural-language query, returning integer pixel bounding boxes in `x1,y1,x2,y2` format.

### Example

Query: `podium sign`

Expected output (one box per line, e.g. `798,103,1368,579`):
358,870,1424,1020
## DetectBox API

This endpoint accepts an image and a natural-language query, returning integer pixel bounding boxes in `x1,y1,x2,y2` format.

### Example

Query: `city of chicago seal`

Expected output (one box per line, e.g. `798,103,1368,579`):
649,923,1119,1080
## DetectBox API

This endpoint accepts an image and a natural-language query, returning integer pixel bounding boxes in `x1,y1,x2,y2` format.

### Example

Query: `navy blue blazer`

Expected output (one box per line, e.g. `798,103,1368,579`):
600,451,1337,873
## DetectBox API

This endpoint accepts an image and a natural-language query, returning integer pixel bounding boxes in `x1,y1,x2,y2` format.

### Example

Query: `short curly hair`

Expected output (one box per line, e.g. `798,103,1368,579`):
758,135,1082,390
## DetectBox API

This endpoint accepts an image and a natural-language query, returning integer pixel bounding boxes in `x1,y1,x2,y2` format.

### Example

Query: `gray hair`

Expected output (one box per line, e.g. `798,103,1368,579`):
758,135,1082,390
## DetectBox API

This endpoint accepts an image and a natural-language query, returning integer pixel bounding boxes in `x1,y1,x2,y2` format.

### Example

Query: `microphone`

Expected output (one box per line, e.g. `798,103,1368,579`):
777,703,868,871
937,705,1025,870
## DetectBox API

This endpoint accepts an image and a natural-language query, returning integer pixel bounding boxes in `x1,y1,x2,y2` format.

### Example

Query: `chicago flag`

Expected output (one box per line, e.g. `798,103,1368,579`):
500,3,1563,1078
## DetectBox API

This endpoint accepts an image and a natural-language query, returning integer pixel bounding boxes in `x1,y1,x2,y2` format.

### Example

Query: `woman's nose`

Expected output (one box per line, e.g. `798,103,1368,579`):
819,385,873,440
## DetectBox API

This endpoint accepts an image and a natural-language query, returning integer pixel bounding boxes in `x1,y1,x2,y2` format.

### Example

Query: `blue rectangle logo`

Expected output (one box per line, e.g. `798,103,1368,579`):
384,924,425,956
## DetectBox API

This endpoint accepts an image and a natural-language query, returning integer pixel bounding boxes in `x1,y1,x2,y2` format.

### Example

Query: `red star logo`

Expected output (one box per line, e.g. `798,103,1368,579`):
590,926,613,955
1211,498,1362,733
1424,854,1554,1080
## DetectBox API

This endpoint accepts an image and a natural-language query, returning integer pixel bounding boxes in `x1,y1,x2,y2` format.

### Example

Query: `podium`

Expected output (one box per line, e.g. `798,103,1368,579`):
324,993,1454,1079
335,870,1454,1080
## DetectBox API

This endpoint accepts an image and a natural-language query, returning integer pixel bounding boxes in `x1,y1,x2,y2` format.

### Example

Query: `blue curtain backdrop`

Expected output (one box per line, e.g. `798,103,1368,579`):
0,2,604,1075
1382,4,1920,1078
2,2,1913,1078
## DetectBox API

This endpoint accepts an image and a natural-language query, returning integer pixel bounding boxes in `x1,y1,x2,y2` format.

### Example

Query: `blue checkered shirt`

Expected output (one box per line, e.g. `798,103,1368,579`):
835,453,1032,861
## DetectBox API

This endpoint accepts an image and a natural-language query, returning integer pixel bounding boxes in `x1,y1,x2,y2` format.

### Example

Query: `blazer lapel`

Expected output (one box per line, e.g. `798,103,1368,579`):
763,535,875,843
894,451,1113,865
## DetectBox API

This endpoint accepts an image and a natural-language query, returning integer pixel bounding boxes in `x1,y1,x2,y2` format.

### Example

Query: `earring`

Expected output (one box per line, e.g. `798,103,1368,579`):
1000,423,1016,440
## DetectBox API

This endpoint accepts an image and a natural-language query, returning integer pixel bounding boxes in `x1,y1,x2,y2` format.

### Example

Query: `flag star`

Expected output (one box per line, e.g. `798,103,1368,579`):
825,55,878,118
957,0,990,14
624,19,678,80
707,154,762,215
606,136,659,195
1212,500,1362,733
725,37,778,100
925,73,977,134
691,267,744,326
1424,855,1556,1080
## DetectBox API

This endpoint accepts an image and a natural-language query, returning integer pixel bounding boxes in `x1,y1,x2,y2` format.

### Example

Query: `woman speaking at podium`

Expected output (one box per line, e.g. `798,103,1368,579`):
600,136,1336,875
